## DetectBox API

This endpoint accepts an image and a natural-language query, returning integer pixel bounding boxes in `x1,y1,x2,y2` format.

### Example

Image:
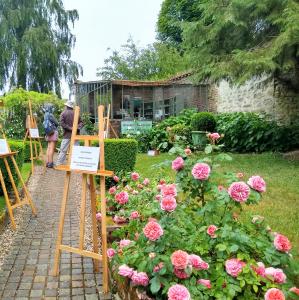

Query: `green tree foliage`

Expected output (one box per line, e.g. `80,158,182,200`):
183,0,299,89
97,38,188,80
0,0,82,97
157,0,202,46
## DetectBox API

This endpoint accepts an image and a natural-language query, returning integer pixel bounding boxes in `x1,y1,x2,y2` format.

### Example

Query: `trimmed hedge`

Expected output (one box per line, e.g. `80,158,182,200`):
15,140,39,162
0,141,25,195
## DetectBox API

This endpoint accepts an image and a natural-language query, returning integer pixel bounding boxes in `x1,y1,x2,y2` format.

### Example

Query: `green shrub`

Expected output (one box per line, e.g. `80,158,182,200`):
15,140,39,162
0,141,25,195
104,139,138,174
190,112,216,131
216,113,299,152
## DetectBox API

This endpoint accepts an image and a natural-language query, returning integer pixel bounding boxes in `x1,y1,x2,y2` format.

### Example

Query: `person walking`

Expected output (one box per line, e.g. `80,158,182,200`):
43,104,59,168
56,99,83,166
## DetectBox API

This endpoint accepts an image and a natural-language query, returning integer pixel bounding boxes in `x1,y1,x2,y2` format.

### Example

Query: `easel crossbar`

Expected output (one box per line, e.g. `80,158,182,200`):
11,200,29,209
59,245,103,260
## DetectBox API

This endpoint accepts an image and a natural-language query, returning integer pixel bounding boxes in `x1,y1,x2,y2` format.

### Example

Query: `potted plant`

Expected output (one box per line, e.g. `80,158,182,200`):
190,112,216,148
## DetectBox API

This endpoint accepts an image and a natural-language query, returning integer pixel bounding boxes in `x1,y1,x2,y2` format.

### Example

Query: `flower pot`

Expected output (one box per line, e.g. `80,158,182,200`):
191,131,208,148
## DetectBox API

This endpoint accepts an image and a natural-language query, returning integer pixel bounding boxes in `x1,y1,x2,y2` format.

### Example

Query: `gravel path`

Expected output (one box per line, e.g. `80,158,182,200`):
0,165,111,299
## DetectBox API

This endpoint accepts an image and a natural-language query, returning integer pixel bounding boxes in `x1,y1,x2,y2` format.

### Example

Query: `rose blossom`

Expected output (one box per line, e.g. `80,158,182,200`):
197,279,211,289
113,215,127,224
96,212,102,221
130,211,140,219
132,190,139,195
208,132,221,141
153,262,164,272
131,271,149,286
167,284,190,300
264,288,285,300
265,267,286,284
143,178,150,186
155,194,162,201
252,262,265,277
290,287,299,295
184,148,192,155
160,196,177,212
113,175,119,182
248,175,266,192
228,182,250,202
143,221,163,241
107,248,116,258
119,239,131,248
174,267,191,279
192,163,211,180
236,172,244,179
189,254,210,270
171,250,189,269
131,172,140,181
109,186,117,195
218,185,225,192
159,179,166,185
225,258,245,277
118,265,134,278
115,191,129,205
274,234,292,252
207,225,218,238
172,157,184,171
160,184,177,197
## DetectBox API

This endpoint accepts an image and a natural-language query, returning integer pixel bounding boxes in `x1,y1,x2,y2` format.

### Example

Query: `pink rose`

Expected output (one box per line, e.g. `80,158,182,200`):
119,239,131,248
197,279,211,289
174,267,191,279
171,250,189,269
290,287,299,295
160,196,177,212
184,148,192,155
172,157,184,171
118,265,134,278
218,185,225,191
153,262,164,272
113,175,119,182
131,271,149,286
109,186,117,195
248,175,266,192
274,234,292,252
137,183,144,190
132,190,139,195
113,215,127,224
143,178,150,186
207,225,218,238
115,191,129,205
189,254,210,270
130,211,140,219
264,288,285,300
159,179,166,185
157,184,163,191
208,132,221,141
228,182,250,202
107,248,116,258
168,284,190,300
96,212,102,221
252,262,265,277
265,267,286,284
155,194,162,201
225,258,245,277
143,221,163,241
131,172,140,181
160,184,177,197
192,163,211,180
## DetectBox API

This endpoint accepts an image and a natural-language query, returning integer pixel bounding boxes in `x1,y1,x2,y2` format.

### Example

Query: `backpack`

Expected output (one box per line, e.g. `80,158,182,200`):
43,112,56,136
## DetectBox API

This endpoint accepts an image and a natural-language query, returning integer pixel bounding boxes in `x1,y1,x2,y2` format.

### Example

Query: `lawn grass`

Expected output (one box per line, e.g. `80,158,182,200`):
0,162,32,213
135,152,299,253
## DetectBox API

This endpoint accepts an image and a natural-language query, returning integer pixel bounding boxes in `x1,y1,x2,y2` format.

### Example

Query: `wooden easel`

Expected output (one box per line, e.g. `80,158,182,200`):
52,105,113,293
23,100,45,174
104,104,118,138
0,125,37,230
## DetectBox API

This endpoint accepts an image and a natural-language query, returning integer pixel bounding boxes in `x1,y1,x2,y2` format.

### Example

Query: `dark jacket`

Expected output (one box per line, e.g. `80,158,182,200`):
60,107,83,139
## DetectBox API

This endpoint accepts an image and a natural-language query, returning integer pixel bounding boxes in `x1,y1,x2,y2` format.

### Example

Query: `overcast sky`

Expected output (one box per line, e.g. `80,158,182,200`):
62,0,163,98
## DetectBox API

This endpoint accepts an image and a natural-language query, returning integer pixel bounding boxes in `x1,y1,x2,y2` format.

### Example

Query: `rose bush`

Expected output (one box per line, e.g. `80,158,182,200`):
106,139,299,299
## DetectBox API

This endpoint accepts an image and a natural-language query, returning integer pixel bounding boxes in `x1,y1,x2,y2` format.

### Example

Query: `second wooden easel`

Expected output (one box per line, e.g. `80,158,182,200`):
52,105,113,293
0,125,37,230
104,104,118,138
23,99,44,174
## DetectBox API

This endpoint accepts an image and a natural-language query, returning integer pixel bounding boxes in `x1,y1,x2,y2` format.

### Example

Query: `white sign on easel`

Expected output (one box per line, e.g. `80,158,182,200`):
29,128,40,138
70,146,100,172
0,139,9,155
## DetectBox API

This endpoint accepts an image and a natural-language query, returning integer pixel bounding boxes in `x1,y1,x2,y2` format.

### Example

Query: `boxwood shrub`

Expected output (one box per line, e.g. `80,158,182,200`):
0,140,25,195
15,140,39,162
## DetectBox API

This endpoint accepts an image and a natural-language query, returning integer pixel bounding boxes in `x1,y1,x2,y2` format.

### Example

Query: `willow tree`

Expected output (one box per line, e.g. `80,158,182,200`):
0,0,82,97
183,0,299,90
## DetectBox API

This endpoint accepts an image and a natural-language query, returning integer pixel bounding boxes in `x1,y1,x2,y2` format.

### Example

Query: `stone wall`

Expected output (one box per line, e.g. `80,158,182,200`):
210,76,299,125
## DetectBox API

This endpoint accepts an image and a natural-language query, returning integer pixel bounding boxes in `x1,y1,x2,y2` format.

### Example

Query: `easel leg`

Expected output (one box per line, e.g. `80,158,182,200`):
79,174,88,250
52,171,71,276
10,156,37,215
89,175,99,272
29,137,34,175
34,140,38,161
23,130,28,143
100,176,109,293
3,158,21,204
0,169,16,230
38,140,46,173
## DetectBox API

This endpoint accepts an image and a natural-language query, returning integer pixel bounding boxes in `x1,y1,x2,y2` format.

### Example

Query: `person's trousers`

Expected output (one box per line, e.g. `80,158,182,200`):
56,138,71,165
